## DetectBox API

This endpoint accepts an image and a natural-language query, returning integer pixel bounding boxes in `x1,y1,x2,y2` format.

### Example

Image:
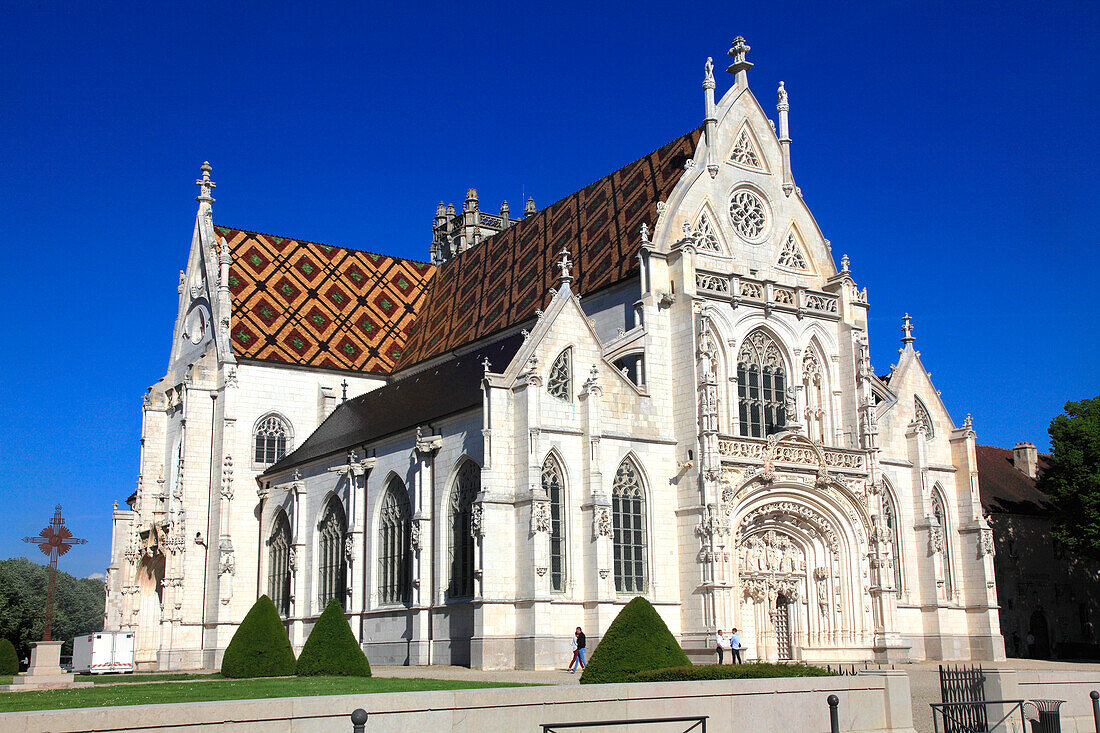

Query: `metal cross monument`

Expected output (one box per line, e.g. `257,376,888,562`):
22,505,87,641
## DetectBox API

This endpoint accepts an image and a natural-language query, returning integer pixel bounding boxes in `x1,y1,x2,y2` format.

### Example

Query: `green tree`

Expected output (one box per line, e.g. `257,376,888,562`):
580,597,689,684
221,595,296,678
0,638,19,674
1039,395,1100,559
296,599,371,676
0,558,104,660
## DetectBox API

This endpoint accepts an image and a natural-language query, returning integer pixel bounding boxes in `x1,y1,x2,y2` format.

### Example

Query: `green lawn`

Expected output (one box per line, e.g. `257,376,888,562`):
0,676,530,713
0,676,10,686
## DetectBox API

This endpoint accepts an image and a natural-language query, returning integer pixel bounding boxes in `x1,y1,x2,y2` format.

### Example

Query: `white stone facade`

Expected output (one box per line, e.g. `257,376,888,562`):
105,40,1003,669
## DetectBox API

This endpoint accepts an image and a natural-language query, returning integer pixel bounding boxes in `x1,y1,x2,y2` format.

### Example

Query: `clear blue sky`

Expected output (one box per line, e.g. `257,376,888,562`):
2,1,1097,577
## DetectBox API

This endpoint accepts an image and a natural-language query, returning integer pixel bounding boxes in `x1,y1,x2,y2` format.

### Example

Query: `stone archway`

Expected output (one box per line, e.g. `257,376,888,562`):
730,484,872,662
135,553,164,662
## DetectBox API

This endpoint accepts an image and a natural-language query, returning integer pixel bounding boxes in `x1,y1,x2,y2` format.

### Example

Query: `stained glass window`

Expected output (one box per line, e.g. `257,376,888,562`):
737,331,787,437
542,454,566,592
612,458,647,594
268,511,291,616
254,415,291,465
449,460,479,598
317,496,347,609
378,479,412,605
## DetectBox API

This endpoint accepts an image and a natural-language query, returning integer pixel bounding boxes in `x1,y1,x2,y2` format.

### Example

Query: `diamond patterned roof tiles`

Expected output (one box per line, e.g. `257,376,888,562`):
395,126,701,370
215,125,700,376
218,226,435,374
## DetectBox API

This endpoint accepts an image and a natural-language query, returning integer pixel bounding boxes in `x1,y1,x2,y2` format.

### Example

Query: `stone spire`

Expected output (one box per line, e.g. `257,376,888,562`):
901,313,915,347
556,247,574,288
726,36,753,87
195,162,216,205
777,82,794,196
703,57,719,178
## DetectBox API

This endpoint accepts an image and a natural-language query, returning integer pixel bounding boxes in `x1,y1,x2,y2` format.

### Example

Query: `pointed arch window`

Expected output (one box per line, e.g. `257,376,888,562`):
548,349,572,402
612,458,647,594
737,331,787,437
317,496,347,609
777,231,809,270
914,397,934,440
729,126,763,169
691,209,722,252
268,511,292,617
254,414,292,466
449,460,480,599
932,489,954,599
542,454,567,592
802,350,826,443
882,488,904,597
378,479,412,606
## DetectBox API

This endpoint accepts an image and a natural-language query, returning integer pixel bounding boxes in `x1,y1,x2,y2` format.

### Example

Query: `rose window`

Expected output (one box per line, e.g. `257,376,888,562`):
728,189,768,240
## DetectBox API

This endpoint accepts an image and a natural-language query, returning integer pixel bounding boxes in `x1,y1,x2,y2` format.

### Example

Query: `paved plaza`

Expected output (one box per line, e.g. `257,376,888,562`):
371,659,1100,733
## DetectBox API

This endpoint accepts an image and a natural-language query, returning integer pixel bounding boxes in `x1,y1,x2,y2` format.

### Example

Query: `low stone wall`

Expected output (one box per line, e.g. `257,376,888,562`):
0,671,915,733
984,668,1100,733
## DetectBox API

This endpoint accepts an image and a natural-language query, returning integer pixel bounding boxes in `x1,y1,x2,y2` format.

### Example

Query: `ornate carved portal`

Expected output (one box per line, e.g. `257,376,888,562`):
733,495,870,662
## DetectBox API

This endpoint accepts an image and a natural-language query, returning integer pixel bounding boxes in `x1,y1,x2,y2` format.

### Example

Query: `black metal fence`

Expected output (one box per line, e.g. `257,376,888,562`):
938,664,987,733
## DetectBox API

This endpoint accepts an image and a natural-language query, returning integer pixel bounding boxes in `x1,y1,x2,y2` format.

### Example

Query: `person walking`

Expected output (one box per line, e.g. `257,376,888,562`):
730,627,742,664
714,629,726,665
569,627,587,673
566,632,579,671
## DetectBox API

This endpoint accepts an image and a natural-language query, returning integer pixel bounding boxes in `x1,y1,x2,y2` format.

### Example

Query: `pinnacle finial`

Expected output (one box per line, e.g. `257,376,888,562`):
556,247,574,286
726,36,753,79
703,57,715,89
841,254,850,272
901,313,915,346
195,161,216,204
640,222,650,243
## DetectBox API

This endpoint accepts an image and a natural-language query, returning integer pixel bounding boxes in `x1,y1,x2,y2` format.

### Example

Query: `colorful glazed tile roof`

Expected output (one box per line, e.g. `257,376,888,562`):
218,226,435,373
395,126,702,370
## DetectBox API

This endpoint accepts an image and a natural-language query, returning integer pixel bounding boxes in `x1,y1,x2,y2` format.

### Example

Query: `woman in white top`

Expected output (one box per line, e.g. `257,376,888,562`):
714,630,726,664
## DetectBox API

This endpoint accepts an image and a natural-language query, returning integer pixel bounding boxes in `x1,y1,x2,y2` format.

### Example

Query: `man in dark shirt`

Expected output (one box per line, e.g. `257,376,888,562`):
570,627,587,673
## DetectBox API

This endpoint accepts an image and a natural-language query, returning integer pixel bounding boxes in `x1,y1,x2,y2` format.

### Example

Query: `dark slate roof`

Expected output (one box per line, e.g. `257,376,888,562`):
263,333,525,475
976,444,1053,515
395,127,702,370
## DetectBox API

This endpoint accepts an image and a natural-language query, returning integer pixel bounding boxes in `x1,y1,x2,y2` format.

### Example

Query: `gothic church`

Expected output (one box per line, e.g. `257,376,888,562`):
104,38,1005,670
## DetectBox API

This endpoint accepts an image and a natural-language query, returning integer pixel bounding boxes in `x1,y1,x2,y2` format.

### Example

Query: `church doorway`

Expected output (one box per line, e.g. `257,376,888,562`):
774,594,792,660
136,554,164,659
1029,608,1050,659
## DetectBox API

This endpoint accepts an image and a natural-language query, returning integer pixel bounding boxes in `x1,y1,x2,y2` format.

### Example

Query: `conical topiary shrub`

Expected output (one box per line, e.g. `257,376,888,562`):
580,597,690,684
0,639,18,675
221,595,296,678
296,599,371,676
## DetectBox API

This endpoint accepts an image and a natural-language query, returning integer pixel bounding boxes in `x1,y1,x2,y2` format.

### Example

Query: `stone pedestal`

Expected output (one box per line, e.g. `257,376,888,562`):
0,640,92,691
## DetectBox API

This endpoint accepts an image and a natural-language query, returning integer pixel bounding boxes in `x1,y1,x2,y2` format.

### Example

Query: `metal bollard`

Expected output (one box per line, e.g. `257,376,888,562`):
351,708,368,733
1091,691,1099,733
828,694,840,733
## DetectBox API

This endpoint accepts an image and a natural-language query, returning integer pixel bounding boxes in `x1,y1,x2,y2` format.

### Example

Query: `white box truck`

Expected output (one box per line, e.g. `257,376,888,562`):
72,631,134,674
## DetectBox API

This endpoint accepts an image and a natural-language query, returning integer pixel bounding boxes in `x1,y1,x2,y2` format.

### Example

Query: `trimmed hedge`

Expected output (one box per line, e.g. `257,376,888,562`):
626,662,838,683
221,595,296,678
580,597,689,684
0,639,18,674
296,599,371,677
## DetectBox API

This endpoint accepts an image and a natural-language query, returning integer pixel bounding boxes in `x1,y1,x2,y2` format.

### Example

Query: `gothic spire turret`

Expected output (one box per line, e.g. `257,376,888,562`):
777,82,794,196
901,313,916,347
195,162,215,205
703,57,719,178
726,36,753,87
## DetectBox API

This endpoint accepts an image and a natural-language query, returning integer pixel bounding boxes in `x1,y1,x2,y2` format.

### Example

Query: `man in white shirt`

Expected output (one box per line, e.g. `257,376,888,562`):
714,629,726,664
730,628,742,664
